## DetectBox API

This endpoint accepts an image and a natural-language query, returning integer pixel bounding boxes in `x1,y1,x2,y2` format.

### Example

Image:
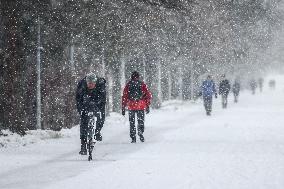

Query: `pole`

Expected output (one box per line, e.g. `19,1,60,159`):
70,34,75,76
190,61,194,100
157,59,162,103
178,66,183,100
36,16,42,130
143,54,146,81
121,52,125,94
168,70,171,100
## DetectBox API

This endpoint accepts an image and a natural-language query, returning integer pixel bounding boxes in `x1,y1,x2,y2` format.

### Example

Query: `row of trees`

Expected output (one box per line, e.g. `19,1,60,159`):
0,0,283,134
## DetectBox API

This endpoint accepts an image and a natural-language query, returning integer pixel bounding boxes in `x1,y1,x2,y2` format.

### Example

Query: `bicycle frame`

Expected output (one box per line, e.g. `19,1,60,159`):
87,113,96,161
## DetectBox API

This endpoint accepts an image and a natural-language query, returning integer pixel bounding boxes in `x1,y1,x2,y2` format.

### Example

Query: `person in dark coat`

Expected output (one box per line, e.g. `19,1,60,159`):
258,77,264,92
76,73,106,155
201,75,217,116
250,79,257,95
219,74,231,108
232,79,241,103
122,71,152,143
269,79,276,90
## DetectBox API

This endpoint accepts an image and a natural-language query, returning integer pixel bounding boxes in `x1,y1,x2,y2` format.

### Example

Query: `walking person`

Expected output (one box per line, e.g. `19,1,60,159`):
269,79,276,90
122,71,152,143
219,74,231,108
76,73,106,155
201,75,217,116
258,77,264,92
232,79,241,103
250,79,257,95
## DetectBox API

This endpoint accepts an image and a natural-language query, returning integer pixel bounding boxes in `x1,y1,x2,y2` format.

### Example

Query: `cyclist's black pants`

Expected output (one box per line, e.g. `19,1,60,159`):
129,110,145,139
95,109,105,135
80,110,105,140
80,111,89,140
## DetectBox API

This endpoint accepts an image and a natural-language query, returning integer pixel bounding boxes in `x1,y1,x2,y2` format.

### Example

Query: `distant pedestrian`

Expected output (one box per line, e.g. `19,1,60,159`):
250,79,257,95
219,74,231,108
269,79,276,90
122,71,152,143
258,77,264,92
201,75,217,116
232,79,241,103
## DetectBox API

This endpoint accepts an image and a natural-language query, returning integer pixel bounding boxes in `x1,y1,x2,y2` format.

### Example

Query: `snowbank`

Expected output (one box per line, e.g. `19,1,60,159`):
0,127,78,148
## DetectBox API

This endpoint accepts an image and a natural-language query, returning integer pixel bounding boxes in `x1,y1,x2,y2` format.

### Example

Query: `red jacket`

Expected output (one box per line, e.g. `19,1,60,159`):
122,80,152,111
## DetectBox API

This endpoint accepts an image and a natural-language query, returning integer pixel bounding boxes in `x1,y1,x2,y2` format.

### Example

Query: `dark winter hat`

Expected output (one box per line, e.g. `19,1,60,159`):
86,73,97,83
131,71,140,79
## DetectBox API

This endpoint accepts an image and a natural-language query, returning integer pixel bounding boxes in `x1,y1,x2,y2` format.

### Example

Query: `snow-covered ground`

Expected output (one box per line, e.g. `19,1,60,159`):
1,74,284,189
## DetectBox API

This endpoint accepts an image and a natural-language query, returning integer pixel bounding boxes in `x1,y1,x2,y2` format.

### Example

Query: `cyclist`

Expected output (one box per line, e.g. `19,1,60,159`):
76,73,106,155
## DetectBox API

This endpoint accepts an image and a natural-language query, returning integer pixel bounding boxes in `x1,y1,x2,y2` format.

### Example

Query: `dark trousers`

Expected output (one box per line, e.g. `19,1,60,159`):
221,94,228,108
95,109,105,136
80,112,89,140
129,110,145,139
203,96,212,115
80,110,105,140
251,87,256,94
233,92,239,103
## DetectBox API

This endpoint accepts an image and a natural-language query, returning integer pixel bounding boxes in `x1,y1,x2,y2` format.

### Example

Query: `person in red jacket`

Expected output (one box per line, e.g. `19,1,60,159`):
122,71,152,143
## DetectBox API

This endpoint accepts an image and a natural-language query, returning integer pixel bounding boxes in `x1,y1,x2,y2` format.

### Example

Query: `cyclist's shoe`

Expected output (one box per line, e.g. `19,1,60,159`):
79,149,87,155
79,140,87,155
131,137,136,143
139,134,145,142
91,141,96,148
94,133,102,141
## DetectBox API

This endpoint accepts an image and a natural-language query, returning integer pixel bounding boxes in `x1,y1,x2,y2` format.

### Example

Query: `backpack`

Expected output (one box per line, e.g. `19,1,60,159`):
96,77,106,93
128,80,143,100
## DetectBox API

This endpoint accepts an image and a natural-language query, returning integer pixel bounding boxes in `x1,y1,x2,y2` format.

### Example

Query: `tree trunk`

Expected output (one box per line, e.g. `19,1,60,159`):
1,0,26,135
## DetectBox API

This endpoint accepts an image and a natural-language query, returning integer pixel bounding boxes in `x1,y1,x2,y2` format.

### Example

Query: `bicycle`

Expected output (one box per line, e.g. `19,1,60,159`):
87,112,97,161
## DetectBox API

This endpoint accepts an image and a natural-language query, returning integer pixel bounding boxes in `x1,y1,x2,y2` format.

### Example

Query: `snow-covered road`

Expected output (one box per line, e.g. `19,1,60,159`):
1,75,284,189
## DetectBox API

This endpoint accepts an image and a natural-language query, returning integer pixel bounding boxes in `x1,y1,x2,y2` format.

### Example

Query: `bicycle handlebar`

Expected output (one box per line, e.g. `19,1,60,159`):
87,111,102,119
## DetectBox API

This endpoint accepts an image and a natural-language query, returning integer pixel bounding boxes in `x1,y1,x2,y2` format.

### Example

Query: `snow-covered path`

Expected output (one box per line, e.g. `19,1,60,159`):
1,75,284,189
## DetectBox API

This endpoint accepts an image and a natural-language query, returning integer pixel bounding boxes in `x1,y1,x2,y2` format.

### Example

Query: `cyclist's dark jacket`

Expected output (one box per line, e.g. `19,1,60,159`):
76,77,106,114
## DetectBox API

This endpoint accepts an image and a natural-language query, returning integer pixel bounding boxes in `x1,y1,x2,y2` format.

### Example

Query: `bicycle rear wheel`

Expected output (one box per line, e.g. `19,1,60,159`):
88,138,94,161
87,114,96,161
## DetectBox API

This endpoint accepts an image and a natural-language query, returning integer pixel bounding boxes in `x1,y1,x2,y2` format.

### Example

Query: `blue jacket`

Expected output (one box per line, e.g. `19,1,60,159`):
202,79,217,97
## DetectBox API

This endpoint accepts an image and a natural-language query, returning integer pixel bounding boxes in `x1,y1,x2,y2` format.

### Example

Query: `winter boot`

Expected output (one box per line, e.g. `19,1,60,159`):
79,139,87,155
131,137,136,143
139,134,145,142
94,133,102,141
